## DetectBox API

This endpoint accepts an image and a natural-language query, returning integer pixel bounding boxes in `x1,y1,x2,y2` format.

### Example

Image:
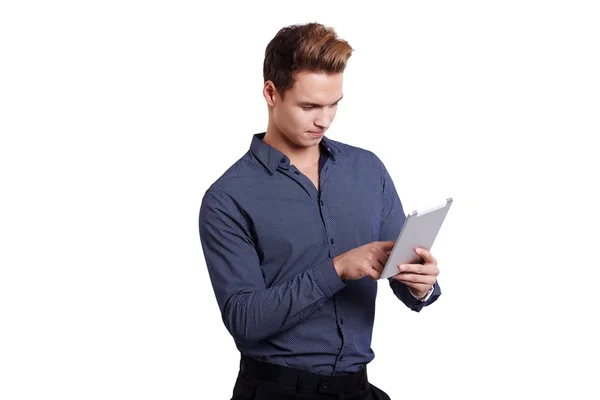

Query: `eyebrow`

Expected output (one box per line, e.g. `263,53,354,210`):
298,95,344,107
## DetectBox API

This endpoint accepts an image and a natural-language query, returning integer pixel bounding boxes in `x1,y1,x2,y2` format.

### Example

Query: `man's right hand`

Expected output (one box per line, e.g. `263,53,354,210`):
333,241,395,280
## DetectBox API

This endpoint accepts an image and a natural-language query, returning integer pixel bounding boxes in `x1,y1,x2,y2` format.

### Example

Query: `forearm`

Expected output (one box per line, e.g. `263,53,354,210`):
200,188,346,344
222,259,345,344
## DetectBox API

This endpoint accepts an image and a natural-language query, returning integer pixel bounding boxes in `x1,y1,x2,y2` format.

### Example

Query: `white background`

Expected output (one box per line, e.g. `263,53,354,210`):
1,1,599,399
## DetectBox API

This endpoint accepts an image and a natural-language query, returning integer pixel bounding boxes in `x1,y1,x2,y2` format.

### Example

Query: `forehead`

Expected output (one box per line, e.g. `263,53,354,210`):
286,70,343,103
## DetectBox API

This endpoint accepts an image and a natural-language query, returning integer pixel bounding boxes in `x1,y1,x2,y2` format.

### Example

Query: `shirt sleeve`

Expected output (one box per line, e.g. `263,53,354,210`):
199,187,346,345
374,155,442,312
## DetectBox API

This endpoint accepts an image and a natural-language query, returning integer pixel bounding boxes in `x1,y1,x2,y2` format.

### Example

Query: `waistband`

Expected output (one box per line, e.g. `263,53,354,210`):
239,356,368,395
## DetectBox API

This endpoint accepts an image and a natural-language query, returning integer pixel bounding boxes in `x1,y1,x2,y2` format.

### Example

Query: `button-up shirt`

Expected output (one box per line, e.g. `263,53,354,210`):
199,133,440,375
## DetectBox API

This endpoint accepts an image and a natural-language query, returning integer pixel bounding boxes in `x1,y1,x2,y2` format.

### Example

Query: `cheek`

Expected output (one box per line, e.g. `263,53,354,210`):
285,109,309,131
325,106,338,123
330,108,338,120
274,106,312,134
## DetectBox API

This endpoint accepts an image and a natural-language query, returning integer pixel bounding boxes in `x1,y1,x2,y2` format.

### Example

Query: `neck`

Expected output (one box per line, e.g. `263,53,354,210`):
263,125,321,168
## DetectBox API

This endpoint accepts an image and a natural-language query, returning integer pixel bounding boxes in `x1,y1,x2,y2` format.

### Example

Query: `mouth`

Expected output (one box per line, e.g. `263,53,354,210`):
308,131,325,137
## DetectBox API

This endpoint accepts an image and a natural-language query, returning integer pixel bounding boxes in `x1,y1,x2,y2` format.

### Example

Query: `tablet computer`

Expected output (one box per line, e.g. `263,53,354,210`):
380,198,453,280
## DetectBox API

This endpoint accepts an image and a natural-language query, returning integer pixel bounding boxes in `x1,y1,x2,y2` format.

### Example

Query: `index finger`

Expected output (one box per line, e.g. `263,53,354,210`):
376,241,395,252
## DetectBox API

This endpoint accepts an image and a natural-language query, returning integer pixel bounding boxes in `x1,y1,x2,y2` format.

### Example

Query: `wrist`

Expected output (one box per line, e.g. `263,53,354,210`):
333,257,345,279
410,285,434,301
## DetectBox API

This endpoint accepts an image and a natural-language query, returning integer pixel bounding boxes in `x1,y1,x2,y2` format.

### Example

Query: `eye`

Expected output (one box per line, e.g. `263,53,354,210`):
302,106,314,111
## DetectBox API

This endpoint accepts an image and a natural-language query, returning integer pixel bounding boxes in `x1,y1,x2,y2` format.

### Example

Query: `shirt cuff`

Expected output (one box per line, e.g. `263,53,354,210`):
312,258,346,298
409,284,434,302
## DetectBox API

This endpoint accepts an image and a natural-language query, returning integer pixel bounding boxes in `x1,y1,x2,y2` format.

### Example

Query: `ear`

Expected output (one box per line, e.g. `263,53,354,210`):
263,81,278,107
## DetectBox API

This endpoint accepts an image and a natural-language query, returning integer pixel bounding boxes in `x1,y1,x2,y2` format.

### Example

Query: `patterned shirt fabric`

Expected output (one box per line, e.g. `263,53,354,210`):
199,133,441,375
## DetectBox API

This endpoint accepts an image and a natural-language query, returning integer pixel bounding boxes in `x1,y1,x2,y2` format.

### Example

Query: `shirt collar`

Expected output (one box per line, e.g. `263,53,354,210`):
250,132,341,174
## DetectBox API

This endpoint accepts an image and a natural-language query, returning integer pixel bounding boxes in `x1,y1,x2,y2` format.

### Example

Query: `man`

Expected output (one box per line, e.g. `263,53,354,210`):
199,22,441,400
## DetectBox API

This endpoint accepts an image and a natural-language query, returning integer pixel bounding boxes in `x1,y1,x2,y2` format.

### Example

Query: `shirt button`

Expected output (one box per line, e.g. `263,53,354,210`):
339,355,344,361
321,380,329,389
294,170,300,175
280,157,286,163
330,238,335,244
340,318,344,325
320,200,324,206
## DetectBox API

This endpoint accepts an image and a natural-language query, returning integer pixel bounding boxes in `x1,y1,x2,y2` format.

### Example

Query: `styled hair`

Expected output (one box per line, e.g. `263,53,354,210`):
263,22,354,97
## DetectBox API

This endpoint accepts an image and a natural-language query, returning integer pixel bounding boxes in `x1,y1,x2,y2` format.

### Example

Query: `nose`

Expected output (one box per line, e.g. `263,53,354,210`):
314,109,331,129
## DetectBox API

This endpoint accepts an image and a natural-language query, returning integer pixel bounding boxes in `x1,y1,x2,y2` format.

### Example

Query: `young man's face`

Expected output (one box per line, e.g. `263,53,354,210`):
269,70,343,149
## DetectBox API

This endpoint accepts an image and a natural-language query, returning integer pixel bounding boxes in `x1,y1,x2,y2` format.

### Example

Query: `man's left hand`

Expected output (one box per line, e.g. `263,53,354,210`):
391,247,439,298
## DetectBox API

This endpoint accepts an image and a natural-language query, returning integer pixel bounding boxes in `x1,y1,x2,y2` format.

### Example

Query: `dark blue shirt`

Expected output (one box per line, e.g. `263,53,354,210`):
199,133,440,375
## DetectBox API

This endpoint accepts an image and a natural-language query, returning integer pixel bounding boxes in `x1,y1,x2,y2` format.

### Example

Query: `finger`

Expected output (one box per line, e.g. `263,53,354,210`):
398,263,425,274
400,281,432,295
372,247,389,268
393,273,437,286
372,261,384,273
415,248,437,265
377,241,395,252
399,263,438,276
366,267,381,280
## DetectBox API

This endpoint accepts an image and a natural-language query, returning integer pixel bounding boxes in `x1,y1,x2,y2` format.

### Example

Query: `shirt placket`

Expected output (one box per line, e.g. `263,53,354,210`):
318,157,348,372
280,153,346,373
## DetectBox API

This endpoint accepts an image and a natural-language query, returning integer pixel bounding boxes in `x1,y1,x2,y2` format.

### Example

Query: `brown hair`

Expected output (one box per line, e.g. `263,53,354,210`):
263,22,354,97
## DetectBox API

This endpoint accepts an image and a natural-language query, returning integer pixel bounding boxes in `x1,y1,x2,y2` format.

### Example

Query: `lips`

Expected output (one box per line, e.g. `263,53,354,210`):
308,131,325,136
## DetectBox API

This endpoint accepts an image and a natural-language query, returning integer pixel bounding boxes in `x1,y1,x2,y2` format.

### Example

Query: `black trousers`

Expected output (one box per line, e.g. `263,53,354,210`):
231,357,391,400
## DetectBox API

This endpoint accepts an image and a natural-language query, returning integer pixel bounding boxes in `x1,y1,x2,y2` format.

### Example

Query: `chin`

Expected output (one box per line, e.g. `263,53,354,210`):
302,135,322,147
285,133,320,149
294,139,317,149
